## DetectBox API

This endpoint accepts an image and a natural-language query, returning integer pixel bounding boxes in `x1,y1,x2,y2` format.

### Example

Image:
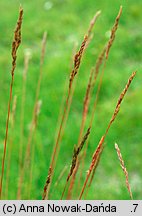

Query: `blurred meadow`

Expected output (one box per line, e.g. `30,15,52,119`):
0,0,142,199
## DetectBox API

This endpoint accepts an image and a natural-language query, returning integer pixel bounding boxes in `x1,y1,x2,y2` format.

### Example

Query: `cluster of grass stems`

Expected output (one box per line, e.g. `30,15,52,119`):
0,5,137,200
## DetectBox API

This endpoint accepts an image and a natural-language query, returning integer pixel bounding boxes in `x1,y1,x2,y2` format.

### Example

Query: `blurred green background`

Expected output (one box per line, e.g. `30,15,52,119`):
0,0,142,199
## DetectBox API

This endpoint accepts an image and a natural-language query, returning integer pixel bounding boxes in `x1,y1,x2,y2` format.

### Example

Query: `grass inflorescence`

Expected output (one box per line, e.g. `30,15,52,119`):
0,4,140,200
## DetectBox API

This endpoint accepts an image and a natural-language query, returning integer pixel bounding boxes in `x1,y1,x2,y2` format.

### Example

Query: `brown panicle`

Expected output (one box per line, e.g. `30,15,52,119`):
88,11,101,37
79,135,104,199
42,167,52,200
69,35,88,90
115,143,133,200
105,71,136,135
11,7,23,76
79,71,136,199
106,6,122,59
0,7,23,199
61,128,90,199
67,127,91,182
44,34,89,200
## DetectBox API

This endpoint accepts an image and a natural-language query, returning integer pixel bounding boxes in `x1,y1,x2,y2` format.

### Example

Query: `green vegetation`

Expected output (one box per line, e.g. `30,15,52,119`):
0,0,142,199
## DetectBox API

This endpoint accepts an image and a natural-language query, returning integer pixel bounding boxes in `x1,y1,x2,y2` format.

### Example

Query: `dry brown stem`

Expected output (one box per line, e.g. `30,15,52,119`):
84,144,105,199
67,161,79,199
78,68,94,144
88,145,104,187
0,7,23,199
79,136,104,199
